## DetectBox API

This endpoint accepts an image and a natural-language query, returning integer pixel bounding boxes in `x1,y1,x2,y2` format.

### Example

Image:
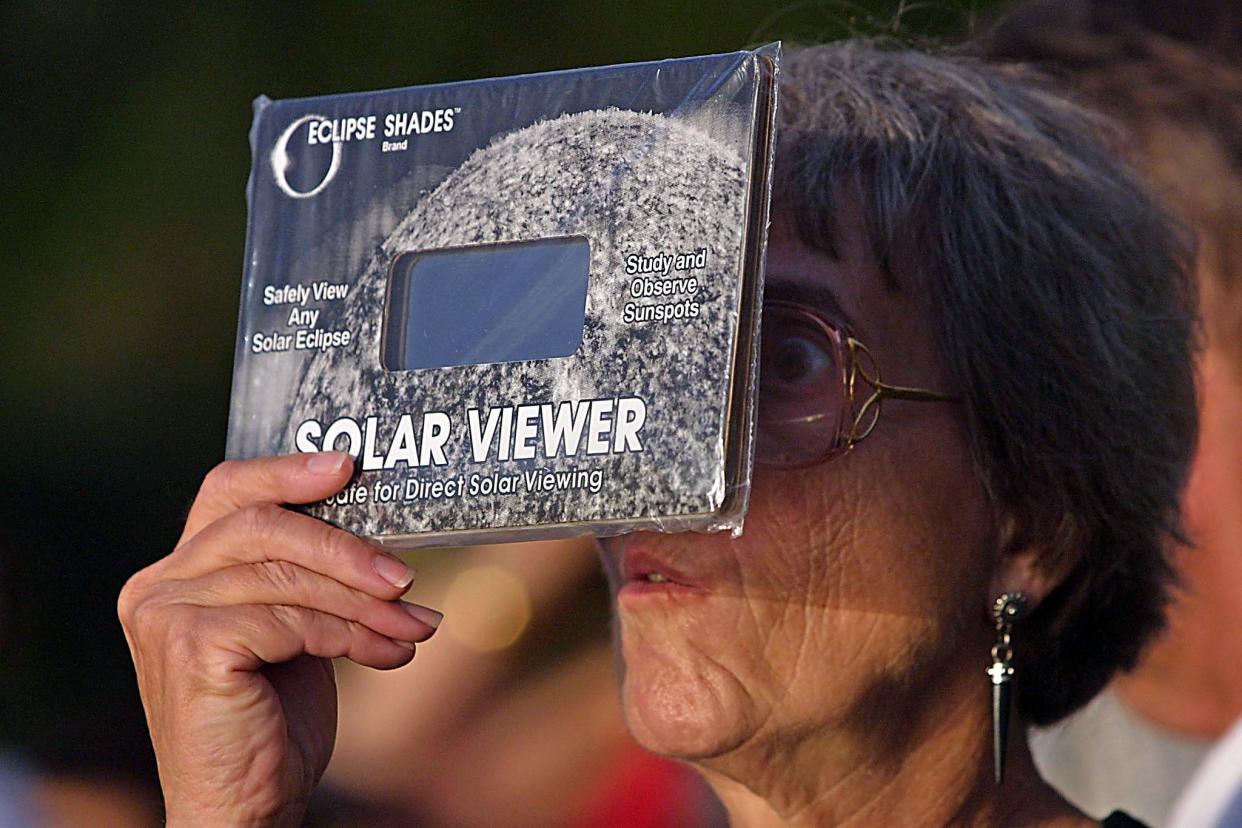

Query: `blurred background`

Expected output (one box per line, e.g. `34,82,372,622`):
3,1,1238,826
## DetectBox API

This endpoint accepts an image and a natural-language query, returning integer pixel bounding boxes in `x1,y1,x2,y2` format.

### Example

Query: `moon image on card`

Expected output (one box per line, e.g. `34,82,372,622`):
286,107,751,539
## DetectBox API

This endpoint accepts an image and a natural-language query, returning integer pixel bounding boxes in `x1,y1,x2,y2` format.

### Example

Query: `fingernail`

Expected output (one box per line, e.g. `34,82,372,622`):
402,602,444,629
374,555,416,589
306,451,348,475
392,638,416,651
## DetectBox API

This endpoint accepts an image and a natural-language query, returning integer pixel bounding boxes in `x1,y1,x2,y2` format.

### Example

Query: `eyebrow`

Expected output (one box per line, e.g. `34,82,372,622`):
764,275,856,331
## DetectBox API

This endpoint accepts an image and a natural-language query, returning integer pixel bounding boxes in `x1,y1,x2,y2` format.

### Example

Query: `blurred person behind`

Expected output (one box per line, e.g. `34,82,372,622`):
1168,717,1242,827
977,2,1242,825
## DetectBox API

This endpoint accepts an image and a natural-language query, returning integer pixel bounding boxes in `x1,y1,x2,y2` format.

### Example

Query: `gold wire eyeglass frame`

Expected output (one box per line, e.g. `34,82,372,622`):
761,299,962,468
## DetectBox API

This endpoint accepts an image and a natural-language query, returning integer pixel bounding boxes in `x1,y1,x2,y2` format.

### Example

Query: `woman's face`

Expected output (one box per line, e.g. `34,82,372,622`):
599,210,1000,765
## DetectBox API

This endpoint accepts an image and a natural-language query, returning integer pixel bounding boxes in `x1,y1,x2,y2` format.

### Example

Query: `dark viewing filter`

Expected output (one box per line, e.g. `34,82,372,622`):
382,237,591,371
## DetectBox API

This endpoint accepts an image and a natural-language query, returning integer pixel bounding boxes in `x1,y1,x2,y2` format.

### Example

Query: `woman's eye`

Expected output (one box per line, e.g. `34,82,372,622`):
765,332,834,388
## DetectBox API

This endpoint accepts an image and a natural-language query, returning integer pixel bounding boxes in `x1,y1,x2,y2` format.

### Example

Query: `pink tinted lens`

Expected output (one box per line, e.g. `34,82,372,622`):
756,304,847,467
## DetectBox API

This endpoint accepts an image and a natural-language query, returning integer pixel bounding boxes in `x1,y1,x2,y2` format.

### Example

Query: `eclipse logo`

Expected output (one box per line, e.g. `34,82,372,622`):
271,114,341,199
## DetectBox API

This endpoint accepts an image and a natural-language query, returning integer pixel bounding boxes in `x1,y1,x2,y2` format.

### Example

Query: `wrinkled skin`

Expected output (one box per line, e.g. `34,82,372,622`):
602,212,991,752
598,214,1087,826
118,453,441,826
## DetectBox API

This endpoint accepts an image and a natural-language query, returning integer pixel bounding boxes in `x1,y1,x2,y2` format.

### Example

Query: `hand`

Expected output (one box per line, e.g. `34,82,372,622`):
118,452,442,827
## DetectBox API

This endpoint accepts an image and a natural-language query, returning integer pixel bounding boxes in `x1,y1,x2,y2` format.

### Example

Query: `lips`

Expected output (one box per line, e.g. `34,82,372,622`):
613,536,711,598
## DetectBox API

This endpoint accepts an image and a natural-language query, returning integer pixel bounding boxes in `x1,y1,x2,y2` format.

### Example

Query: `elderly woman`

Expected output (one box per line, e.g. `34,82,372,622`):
119,43,1197,827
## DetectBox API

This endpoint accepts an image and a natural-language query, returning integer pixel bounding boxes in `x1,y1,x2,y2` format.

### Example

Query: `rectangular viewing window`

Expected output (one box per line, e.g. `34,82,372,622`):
382,236,590,371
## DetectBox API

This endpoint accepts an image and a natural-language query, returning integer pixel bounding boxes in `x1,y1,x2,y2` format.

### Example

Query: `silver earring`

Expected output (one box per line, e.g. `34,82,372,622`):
987,592,1028,785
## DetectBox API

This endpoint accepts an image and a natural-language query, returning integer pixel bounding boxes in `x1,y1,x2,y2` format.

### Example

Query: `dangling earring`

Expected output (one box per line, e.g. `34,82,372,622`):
987,592,1028,785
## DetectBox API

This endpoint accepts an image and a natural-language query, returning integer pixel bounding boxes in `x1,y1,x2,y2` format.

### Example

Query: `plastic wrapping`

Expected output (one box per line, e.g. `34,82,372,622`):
226,44,780,549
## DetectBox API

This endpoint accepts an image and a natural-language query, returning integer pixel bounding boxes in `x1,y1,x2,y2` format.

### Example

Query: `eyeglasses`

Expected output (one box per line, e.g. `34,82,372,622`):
756,299,961,468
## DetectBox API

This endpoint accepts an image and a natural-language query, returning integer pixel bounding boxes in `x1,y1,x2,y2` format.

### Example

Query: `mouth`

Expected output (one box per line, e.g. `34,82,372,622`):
614,537,710,602
627,569,693,588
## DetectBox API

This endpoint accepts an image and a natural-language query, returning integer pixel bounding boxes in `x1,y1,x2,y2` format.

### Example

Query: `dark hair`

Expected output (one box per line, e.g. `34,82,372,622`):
975,0,1242,375
776,42,1199,725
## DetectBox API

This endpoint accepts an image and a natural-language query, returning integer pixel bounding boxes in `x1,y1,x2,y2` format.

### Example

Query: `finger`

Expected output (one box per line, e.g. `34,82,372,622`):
181,452,354,545
164,502,415,600
203,604,418,673
175,560,441,644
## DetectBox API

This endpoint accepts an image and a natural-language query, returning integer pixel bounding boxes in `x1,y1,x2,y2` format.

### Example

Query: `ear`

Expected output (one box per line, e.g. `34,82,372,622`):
988,515,1080,610
988,548,1064,608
